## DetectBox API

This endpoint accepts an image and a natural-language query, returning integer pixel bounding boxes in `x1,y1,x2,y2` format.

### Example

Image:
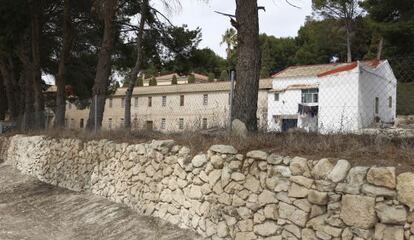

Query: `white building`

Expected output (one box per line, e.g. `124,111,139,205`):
267,60,397,133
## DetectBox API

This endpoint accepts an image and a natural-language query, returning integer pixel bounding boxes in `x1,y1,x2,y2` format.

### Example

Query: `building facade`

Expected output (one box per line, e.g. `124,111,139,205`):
267,60,397,133
65,80,272,132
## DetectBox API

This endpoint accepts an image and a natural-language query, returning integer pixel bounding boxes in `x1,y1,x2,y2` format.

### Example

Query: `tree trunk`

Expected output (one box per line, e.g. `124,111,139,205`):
55,0,74,128
0,57,20,121
22,65,35,131
231,0,261,132
376,36,383,60
0,74,7,121
86,0,118,131
30,1,45,129
346,22,352,63
124,0,148,129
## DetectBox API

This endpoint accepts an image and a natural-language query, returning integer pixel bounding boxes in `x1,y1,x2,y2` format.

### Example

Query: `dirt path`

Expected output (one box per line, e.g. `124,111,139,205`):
0,163,200,240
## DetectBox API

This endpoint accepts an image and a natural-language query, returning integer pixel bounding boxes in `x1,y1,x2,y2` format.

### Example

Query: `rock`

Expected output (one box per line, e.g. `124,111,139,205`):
310,205,326,219
340,195,377,229
244,176,262,193
367,167,396,189
246,150,268,160
311,159,334,180
232,119,248,139
397,172,414,211
274,178,290,192
279,202,308,227
375,203,407,224
315,180,336,192
267,154,284,165
302,228,317,240
254,220,280,237
263,204,278,219
221,166,232,187
290,176,314,188
361,184,396,197
376,223,407,240
210,155,224,168
235,232,256,240
208,169,221,187
290,157,310,176
284,224,301,238
187,185,202,200
288,183,310,198
270,166,291,178
327,159,351,183
209,144,238,154
308,190,328,205
342,228,353,240
337,167,369,194
238,219,253,232
191,154,207,168
151,139,175,150
293,199,312,213
237,207,252,219
258,190,278,205
231,172,246,182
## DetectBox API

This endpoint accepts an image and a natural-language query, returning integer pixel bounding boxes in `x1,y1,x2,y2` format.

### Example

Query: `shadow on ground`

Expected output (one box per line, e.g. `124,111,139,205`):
0,163,200,240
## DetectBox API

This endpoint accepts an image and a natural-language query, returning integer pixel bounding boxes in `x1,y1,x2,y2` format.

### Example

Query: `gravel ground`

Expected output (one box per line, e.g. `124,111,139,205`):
0,163,200,240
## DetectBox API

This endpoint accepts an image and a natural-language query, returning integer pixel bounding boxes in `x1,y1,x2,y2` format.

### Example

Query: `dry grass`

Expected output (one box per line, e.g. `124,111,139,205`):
8,128,414,173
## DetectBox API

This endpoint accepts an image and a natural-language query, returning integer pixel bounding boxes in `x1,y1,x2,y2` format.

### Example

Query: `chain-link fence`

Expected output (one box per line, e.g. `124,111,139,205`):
59,57,413,135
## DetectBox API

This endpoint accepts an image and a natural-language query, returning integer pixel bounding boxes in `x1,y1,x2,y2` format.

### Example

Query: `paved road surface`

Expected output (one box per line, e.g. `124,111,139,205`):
0,163,200,240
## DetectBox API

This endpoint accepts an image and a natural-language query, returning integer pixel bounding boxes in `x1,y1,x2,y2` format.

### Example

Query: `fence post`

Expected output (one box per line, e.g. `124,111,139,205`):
229,70,235,132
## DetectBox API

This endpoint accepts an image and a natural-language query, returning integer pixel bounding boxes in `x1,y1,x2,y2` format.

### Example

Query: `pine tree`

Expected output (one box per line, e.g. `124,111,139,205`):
149,76,157,86
171,74,178,85
136,75,143,87
188,74,195,84
219,70,229,81
208,73,215,82
260,39,272,78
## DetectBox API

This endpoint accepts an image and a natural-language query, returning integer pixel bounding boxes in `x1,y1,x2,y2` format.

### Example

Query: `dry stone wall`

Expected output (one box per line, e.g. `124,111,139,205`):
2,135,414,240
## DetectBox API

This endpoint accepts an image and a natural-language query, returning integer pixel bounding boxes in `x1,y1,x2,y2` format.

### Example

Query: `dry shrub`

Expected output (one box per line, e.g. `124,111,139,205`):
9,128,414,173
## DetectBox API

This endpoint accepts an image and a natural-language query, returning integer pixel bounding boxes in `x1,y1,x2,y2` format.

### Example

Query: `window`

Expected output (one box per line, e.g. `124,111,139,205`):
121,98,125,108
80,119,84,128
146,121,153,131
202,118,208,130
109,98,113,108
388,96,392,108
161,118,166,130
162,96,167,107
274,93,280,101
134,97,138,108
148,97,152,107
179,118,184,130
180,95,185,106
375,97,379,114
301,89,318,103
108,118,113,129
203,94,208,106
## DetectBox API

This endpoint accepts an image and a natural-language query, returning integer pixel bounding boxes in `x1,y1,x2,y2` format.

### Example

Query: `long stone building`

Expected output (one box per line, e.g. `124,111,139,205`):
65,79,272,132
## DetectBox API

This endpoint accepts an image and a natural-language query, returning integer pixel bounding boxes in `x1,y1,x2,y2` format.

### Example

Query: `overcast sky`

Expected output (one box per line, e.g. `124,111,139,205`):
160,0,313,57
